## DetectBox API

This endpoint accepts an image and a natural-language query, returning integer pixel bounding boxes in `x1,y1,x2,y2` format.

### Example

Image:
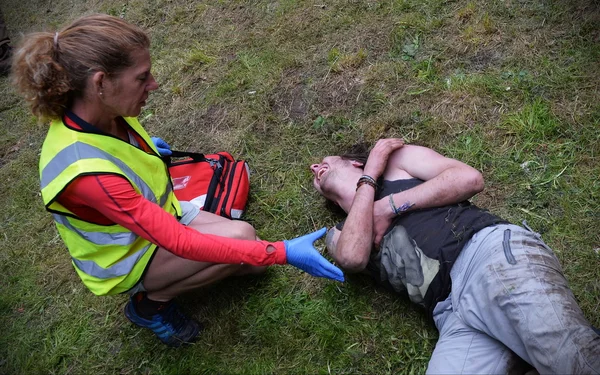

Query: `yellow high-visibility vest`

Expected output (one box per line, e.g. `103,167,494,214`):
39,116,181,295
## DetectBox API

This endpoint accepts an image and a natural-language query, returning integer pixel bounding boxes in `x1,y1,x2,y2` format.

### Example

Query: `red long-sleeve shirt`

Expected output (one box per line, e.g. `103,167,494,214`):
56,112,286,266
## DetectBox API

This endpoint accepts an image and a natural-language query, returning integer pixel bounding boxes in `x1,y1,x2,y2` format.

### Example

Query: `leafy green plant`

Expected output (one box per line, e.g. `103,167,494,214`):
402,34,420,60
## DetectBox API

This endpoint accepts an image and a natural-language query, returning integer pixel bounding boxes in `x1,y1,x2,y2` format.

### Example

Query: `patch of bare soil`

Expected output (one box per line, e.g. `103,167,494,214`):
270,68,311,122
0,140,22,168
313,71,365,116
468,48,503,72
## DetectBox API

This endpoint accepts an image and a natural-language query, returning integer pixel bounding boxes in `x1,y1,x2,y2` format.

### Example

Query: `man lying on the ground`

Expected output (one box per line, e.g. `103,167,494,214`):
310,138,600,374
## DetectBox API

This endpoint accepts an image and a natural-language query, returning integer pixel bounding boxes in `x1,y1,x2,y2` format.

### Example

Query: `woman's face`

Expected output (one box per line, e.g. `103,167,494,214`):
103,48,159,117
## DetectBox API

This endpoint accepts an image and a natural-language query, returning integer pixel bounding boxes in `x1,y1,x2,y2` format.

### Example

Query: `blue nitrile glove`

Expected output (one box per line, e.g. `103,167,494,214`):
151,136,172,156
284,227,345,282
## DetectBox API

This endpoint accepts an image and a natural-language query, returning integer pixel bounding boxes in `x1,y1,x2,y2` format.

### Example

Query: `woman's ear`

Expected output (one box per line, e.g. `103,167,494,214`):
91,71,106,96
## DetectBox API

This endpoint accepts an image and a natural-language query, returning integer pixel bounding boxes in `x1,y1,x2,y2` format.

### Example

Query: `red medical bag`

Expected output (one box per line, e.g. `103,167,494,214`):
167,150,250,219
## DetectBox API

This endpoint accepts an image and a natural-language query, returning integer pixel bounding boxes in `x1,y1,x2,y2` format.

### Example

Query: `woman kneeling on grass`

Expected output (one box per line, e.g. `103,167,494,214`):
11,14,344,347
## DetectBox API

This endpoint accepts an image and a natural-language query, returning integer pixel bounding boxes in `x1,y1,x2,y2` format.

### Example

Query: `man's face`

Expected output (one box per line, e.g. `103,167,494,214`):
310,156,350,198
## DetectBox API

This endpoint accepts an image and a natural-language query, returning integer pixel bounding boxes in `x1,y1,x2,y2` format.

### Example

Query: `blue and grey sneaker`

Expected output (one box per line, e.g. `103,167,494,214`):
124,297,202,347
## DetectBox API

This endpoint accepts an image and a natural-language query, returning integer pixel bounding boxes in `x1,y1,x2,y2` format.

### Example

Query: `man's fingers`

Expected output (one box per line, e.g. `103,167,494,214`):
386,138,404,151
376,138,403,148
372,138,404,159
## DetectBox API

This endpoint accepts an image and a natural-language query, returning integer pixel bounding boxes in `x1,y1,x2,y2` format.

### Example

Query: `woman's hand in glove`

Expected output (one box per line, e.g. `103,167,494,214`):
151,136,172,156
284,228,345,282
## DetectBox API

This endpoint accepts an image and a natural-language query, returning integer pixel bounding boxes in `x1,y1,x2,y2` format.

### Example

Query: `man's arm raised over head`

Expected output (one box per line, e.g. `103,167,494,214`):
330,139,404,272
372,144,484,246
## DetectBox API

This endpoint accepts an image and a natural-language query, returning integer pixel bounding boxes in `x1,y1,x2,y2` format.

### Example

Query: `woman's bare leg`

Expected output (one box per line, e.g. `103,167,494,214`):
142,210,267,301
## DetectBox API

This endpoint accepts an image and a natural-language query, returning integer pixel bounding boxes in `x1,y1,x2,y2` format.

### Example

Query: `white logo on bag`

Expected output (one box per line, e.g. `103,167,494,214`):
172,176,191,190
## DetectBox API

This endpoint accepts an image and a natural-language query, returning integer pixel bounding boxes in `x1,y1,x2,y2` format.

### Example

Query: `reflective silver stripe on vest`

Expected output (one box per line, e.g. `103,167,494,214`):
53,214,137,246
71,244,152,279
41,142,158,204
42,141,170,280
159,183,172,207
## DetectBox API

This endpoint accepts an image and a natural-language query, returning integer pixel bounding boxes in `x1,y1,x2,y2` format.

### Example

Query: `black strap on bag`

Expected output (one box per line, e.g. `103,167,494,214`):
167,150,223,168
168,150,205,161
167,150,225,213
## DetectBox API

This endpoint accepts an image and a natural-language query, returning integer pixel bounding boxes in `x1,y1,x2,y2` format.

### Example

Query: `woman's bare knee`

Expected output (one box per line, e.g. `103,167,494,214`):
229,221,256,240
187,215,257,240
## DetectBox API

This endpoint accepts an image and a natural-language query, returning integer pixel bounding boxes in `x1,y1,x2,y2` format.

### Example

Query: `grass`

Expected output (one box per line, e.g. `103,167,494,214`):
1,0,599,373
